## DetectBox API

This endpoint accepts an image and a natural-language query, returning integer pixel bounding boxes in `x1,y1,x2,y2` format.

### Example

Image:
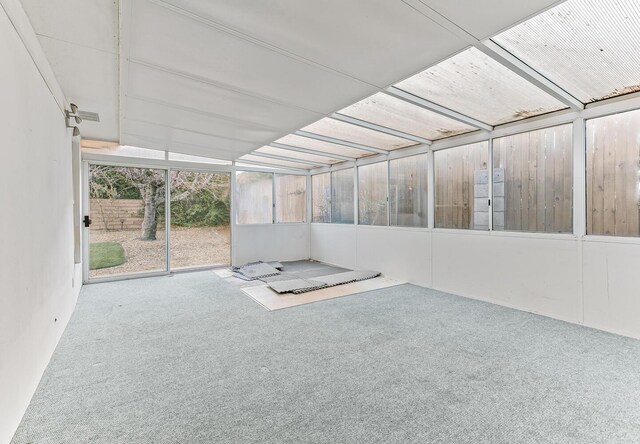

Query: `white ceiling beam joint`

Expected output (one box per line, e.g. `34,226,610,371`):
477,41,583,111
269,142,355,161
331,113,432,145
294,130,389,155
235,159,309,174
385,87,493,132
251,151,329,167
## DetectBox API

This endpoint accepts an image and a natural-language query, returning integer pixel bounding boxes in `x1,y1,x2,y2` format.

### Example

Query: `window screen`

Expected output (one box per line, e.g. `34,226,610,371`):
312,173,331,223
275,175,307,223
358,162,388,226
236,172,273,224
331,168,354,224
390,154,428,227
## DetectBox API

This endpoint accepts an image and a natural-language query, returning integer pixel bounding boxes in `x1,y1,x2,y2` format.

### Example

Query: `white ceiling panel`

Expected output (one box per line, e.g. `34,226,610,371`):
123,119,255,159
125,96,284,144
20,0,118,54
20,0,119,141
126,62,323,131
121,133,236,161
38,36,119,141
420,0,562,40
129,0,377,114
151,0,467,88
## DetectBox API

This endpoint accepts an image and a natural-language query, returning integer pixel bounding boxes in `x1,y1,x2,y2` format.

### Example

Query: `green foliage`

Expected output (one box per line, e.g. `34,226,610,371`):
170,189,230,227
89,242,125,269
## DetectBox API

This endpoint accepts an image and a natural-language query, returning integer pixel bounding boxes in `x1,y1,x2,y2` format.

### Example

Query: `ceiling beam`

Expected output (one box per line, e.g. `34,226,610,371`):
269,142,356,161
331,113,431,145
294,130,389,155
385,87,493,132
251,151,330,167
148,0,377,90
477,41,583,111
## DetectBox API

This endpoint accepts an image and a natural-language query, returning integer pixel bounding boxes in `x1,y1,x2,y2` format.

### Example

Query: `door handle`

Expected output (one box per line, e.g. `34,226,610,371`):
83,216,92,228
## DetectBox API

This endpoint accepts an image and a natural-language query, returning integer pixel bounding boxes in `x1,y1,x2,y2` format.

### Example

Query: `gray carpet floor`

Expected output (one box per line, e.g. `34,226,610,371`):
11,262,640,443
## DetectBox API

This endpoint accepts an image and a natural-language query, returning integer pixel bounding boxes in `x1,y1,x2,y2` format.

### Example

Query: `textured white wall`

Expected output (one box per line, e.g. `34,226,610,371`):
310,224,640,340
0,4,80,442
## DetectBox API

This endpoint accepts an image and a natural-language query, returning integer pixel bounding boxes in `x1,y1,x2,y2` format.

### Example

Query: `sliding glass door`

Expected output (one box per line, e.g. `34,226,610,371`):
169,170,230,269
87,165,167,279
86,164,231,281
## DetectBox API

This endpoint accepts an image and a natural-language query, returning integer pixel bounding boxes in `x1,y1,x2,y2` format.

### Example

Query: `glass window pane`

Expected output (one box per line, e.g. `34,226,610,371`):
275,175,307,223
170,171,230,268
395,47,566,126
88,165,167,279
275,134,373,159
302,118,417,150
256,146,341,164
358,162,388,226
434,142,489,229
238,154,311,170
493,124,573,233
492,0,640,103
312,173,331,223
236,172,273,224
338,92,476,140
331,168,354,224
390,154,428,227
587,108,640,236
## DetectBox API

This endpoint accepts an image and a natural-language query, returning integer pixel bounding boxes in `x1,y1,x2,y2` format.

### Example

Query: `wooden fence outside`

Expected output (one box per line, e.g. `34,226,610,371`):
434,125,574,233
493,124,573,233
90,198,144,231
587,111,640,236
434,142,488,229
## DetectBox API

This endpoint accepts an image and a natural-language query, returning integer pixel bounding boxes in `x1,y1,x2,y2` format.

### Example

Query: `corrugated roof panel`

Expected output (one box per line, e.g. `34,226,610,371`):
394,47,567,126
301,118,417,150
255,146,343,164
275,134,372,159
238,155,313,170
337,92,477,140
492,0,640,103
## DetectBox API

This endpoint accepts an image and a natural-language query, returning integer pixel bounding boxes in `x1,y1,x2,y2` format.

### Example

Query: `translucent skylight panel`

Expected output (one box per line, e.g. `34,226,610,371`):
276,134,372,159
492,0,640,103
239,154,311,170
255,146,343,164
301,118,417,150
338,92,476,140
394,47,566,126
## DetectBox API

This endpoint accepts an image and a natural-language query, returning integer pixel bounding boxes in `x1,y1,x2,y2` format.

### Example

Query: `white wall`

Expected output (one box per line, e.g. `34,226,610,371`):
233,223,309,266
311,224,640,340
0,4,80,442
